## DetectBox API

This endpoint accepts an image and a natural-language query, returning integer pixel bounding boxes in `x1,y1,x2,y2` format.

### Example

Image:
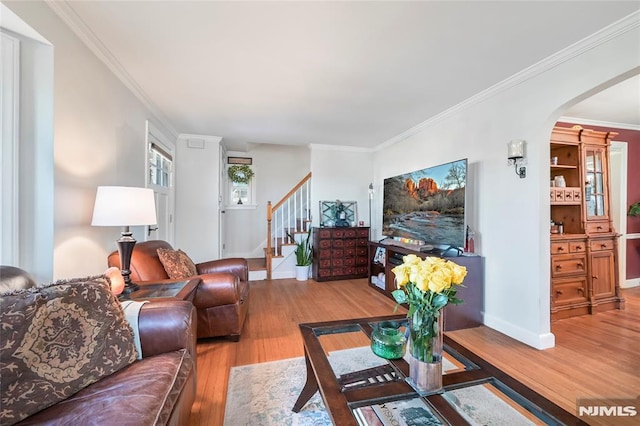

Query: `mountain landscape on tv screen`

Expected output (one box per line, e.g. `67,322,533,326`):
383,160,466,247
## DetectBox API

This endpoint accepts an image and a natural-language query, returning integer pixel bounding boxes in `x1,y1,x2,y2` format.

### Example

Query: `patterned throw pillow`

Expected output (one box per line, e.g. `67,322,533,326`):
0,275,138,424
157,248,198,279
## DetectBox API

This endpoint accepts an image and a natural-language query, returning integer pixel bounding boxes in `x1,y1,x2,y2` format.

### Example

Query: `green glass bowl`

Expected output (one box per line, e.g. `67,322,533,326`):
370,321,407,360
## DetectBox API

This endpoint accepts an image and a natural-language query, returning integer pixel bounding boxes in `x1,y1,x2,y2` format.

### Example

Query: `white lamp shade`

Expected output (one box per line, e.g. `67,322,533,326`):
91,186,157,226
507,139,525,159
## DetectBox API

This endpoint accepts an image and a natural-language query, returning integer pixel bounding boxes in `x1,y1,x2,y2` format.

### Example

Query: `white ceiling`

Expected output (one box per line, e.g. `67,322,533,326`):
563,74,640,126
50,1,639,149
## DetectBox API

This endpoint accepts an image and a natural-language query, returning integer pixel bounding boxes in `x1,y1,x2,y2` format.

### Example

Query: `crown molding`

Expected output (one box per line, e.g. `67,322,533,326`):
45,0,179,140
309,143,373,153
376,10,640,151
558,116,640,132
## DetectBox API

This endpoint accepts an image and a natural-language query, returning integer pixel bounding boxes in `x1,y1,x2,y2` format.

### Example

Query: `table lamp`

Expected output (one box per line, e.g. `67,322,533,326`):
91,186,157,294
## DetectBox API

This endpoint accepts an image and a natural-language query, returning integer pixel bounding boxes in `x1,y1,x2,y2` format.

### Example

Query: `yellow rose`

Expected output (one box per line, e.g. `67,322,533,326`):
447,262,468,285
392,264,410,287
424,256,446,268
432,267,454,293
414,271,430,292
403,254,422,266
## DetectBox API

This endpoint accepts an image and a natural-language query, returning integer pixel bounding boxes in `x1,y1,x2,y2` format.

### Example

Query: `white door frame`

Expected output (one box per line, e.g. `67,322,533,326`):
219,144,227,258
609,141,631,288
0,31,20,265
145,120,176,245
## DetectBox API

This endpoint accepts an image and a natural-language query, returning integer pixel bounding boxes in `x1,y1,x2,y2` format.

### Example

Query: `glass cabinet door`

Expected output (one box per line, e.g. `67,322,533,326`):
584,147,607,219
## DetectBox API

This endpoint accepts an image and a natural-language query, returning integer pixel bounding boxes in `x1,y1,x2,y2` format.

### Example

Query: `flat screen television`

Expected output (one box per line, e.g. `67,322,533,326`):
382,158,467,249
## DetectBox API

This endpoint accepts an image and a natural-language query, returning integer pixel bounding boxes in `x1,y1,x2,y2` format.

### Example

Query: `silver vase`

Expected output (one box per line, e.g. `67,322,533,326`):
406,313,444,395
408,356,443,395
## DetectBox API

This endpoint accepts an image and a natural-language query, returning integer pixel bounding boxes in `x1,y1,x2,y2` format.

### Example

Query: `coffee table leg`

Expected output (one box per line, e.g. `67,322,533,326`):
292,348,318,412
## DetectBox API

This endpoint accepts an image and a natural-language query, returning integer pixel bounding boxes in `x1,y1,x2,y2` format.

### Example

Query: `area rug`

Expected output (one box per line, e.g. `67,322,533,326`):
223,347,536,425
224,347,386,426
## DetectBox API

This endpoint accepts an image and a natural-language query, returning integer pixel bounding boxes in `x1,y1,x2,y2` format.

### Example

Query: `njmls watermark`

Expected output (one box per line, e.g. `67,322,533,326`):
577,398,639,419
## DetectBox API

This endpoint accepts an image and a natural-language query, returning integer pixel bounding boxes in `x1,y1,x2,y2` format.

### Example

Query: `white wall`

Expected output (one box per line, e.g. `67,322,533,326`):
224,143,310,258
174,135,222,262
310,145,374,228
4,1,176,280
373,17,640,349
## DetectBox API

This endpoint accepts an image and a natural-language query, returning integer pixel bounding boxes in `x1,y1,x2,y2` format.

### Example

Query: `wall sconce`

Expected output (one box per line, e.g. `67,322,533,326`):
507,139,527,179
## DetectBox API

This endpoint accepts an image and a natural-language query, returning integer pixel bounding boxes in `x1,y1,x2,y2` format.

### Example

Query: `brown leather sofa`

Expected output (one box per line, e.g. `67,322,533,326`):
21,301,197,425
108,240,250,340
0,266,197,425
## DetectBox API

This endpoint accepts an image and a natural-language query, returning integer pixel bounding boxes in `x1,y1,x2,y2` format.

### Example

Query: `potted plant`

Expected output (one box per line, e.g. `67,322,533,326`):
629,202,640,217
287,229,313,281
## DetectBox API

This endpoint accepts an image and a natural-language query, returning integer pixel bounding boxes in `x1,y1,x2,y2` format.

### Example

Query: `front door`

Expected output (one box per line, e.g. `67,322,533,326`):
146,121,175,244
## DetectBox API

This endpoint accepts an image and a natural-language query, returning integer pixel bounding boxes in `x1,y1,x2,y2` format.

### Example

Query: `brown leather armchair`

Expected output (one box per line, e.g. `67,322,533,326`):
108,240,249,341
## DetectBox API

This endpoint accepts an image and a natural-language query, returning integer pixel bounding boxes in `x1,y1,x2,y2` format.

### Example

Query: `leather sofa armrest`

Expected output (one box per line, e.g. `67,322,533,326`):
138,300,197,360
193,272,239,307
196,258,248,281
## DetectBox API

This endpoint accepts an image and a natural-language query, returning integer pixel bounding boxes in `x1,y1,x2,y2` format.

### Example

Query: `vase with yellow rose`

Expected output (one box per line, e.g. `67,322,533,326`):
391,254,467,394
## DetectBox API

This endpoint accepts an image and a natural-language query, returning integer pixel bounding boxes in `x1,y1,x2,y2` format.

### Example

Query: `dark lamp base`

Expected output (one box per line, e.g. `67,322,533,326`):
121,282,140,294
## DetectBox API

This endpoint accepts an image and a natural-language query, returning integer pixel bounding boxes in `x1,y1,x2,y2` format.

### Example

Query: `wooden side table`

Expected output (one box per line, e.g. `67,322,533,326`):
122,278,199,303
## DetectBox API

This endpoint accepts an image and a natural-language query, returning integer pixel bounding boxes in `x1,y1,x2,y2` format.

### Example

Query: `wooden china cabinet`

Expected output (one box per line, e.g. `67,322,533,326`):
549,125,624,320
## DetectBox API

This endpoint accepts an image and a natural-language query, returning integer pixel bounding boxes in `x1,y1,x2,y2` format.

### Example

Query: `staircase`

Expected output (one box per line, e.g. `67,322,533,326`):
256,172,312,280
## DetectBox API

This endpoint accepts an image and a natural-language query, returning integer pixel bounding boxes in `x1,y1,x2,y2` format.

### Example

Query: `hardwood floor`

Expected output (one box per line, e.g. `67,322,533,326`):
188,279,640,425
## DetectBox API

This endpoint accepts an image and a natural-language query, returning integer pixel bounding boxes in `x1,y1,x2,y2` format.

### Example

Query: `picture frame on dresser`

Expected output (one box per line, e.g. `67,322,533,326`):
319,201,357,226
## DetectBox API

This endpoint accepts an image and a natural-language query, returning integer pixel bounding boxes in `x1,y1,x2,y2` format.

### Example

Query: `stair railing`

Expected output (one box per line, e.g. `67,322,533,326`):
266,172,312,279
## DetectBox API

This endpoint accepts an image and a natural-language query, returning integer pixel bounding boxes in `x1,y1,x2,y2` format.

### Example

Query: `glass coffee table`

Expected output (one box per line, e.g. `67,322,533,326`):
293,315,586,425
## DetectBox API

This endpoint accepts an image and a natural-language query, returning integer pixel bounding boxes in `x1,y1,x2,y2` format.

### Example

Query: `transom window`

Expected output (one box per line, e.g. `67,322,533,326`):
148,142,172,188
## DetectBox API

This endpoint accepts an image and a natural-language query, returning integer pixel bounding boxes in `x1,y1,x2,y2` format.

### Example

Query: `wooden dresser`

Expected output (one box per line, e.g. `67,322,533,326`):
312,227,369,281
550,125,624,320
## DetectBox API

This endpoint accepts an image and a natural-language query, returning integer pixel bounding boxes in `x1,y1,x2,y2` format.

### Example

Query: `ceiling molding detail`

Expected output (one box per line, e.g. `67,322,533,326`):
45,0,179,139
309,143,373,153
376,10,640,152
559,116,640,131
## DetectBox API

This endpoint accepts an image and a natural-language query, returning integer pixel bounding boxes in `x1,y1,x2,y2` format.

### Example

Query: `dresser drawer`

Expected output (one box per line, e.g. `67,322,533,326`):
317,229,332,239
345,229,357,238
318,249,331,259
590,239,614,252
319,240,332,249
572,189,582,203
551,254,586,277
331,229,346,238
552,277,588,305
356,228,370,238
356,256,368,266
550,242,569,255
585,222,610,234
331,239,344,248
569,241,586,253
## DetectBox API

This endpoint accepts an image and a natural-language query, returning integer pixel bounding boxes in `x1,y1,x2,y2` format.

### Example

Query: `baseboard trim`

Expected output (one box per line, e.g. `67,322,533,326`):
483,313,555,350
270,270,295,280
622,278,640,289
